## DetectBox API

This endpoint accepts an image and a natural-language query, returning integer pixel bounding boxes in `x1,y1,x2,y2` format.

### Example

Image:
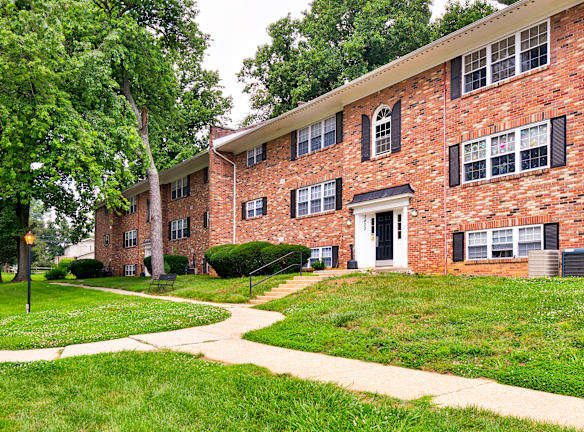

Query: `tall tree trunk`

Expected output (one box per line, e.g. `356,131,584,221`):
12,202,29,282
121,78,165,279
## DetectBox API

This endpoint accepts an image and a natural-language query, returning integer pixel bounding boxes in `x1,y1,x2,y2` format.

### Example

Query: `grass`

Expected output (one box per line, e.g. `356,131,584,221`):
0,351,574,432
246,273,584,399
75,273,303,303
0,281,229,350
1,273,45,282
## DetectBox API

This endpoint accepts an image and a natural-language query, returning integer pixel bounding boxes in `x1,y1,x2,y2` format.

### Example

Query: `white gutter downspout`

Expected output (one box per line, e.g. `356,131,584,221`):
212,146,237,244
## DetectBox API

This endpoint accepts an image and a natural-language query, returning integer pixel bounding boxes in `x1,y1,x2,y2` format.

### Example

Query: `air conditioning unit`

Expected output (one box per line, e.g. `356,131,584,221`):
528,250,560,278
562,249,584,277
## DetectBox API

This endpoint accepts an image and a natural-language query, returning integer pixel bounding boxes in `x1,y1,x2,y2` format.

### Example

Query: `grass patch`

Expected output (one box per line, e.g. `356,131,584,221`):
0,351,573,431
245,273,584,398
75,273,303,303
0,281,229,349
1,273,45,282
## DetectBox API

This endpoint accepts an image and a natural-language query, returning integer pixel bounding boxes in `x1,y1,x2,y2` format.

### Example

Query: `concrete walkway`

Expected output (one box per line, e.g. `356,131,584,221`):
1,283,583,430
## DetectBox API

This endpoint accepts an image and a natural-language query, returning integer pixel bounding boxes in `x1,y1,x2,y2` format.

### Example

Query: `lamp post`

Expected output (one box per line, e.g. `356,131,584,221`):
24,231,35,314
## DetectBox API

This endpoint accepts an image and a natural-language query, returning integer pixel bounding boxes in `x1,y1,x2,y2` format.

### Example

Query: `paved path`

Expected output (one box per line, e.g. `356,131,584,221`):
1,283,583,430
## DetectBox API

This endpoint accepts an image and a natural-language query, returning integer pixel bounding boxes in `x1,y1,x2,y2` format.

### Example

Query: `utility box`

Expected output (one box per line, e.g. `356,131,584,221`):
528,250,560,278
562,249,584,277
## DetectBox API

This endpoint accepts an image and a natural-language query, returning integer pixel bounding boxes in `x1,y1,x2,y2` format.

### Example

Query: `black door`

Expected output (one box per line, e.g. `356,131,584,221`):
376,211,393,261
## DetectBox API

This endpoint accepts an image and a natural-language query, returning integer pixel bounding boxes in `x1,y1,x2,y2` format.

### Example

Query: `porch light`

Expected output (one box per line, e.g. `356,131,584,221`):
411,208,418,217
24,232,35,245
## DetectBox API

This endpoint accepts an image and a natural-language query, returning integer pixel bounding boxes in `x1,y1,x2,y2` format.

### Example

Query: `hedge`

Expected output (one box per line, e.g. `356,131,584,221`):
204,242,310,278
144,254,188,275
44,266,68,280
69,259,104,279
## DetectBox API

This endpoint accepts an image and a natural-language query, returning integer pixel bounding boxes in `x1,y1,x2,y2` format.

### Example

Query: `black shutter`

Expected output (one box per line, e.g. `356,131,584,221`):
262,197,268,215
449,144,461,187
453,232,465,262
203,167,209,184
336,111,344,144
335,178,343,211
242,201,246,220
551,115,567,168
168,222,171,240
290,131,297,161
332,246,339,268
391,100,401,153
122,233,126,249
262,143,267,161
203,212,208,228
290,189,296,218
451,56,462,100
361,114,371,162
186,174,191,197
544,223,559,250
186,217,191,237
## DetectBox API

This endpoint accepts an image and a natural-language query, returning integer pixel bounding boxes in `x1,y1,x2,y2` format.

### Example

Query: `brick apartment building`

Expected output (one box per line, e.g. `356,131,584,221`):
96,0,584,277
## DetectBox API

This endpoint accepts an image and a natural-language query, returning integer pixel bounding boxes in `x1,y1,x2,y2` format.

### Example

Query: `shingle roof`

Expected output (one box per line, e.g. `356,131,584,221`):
349,184,414,205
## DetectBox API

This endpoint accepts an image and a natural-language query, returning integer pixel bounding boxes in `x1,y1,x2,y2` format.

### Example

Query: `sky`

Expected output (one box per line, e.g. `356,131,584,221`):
194,0,473,127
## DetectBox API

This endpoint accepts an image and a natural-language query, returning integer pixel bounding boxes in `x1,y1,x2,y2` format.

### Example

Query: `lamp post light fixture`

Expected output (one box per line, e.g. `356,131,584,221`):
24,231,35,314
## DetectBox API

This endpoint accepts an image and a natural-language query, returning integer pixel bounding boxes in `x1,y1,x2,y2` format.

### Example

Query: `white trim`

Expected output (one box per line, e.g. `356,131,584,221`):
247,145,264,166
246,198,264,218
171,218,188,240
462,19,550,94
171,176,189,200
348,193,413,213
466,224,543,260
372,105,392,157
297,116,336,157
125,264,137,277
305,246,333,268
297,180,336,217
123,230,137,248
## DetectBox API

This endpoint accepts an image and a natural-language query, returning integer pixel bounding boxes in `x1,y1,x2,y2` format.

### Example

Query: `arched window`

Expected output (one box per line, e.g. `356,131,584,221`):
373,106,392,156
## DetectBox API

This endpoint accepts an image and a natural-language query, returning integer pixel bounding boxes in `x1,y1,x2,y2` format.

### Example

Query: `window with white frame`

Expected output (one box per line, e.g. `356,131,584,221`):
374,107,392,156
466,225,543,260
306,246,332,268
123,230,137,248
463,20,549,94
125,264,137,277
126,196,136,215
171,218,188,240
104,234,110,247
171,176,189,200
297,180,335,217
297,116,336,157
246,198,263,218
463,121,549,183
247,145,264,166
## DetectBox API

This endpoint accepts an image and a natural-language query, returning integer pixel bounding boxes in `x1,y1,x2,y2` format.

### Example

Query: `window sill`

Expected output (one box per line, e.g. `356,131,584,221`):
463,258,528,264
460,64,550,100
296,210,336,220
170,195,190,202
244,215,264,221
461,168,549,188
246,160,266,169
170,237,188,242
367,151,394,163
295,143,338,161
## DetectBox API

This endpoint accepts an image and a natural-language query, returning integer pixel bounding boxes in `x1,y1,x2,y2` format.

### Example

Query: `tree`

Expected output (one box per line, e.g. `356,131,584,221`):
0,199,19,283
0,0,140,281
75,0,231,277
238,0,432,123
431,1,497,40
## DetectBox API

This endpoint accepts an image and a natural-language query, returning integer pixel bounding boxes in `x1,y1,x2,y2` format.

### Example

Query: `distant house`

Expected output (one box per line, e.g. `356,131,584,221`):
56,238,95,263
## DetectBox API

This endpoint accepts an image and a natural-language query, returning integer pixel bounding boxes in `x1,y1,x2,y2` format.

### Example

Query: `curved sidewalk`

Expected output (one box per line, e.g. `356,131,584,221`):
1,283,583,430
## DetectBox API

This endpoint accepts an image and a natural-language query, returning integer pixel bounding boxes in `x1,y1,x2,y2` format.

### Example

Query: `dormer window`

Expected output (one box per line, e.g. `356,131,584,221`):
373,107,392,156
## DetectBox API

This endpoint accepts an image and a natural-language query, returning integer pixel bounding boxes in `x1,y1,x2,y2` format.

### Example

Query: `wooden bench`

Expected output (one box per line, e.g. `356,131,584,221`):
149,274,177,292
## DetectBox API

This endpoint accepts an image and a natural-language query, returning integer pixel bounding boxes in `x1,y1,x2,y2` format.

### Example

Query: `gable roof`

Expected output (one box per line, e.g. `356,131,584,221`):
214,0,580,154
349,184,415,206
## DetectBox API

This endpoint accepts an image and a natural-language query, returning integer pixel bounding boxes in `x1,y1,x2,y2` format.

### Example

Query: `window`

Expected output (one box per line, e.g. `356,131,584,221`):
203,211,209,228
146,199,150,222
247,145,264,166
104,234,110,247
203,167,209,184
466,225,543,260
462,121,549,184
171,218,189,240
297,180,336,217
397,214,402,240
104,207,109,216
123,230,137,248
374,107,392,156
306,246,333,268
297,116,336,157
247,198,263,218
125,264,137,277
125,196,136,215
171,176,189,200
462,21,549,94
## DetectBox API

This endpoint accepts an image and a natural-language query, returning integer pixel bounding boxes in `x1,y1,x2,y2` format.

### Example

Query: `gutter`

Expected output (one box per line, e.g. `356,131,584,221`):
211,146,237,244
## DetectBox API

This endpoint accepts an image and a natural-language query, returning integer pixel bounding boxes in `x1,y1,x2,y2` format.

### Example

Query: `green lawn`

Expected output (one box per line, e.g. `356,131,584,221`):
76,273,304,303
246,273,584,399
0,281,229,350
1,273,45,282
0,351,573,432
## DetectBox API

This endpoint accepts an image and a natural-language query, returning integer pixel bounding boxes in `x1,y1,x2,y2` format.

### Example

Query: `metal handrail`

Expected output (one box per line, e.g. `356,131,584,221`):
249,251,303,297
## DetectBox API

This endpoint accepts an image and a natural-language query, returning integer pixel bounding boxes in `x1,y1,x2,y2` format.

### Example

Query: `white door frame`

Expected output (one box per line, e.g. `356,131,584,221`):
348,193,411,269
143,243,151,277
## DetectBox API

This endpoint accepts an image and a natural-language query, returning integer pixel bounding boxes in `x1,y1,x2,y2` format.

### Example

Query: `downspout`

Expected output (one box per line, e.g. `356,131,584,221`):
442,62,448,275
212,146,237,244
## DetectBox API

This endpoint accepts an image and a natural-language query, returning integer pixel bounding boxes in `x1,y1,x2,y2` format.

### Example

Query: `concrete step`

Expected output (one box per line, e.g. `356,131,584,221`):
270,287,300,293
293,275,325,281
264,291,288,298
249,299,266,305
255,295,281,301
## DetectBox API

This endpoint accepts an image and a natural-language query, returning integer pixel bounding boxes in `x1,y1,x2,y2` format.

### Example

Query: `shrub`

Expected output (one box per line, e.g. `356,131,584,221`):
311,259,326,271
57,258,75,270
69,259,104,279
205,242,311,278
45,266,67,280
144,255,188,275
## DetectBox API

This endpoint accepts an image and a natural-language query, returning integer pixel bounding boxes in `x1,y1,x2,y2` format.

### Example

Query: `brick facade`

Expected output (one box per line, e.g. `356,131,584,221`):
96,3,584,278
